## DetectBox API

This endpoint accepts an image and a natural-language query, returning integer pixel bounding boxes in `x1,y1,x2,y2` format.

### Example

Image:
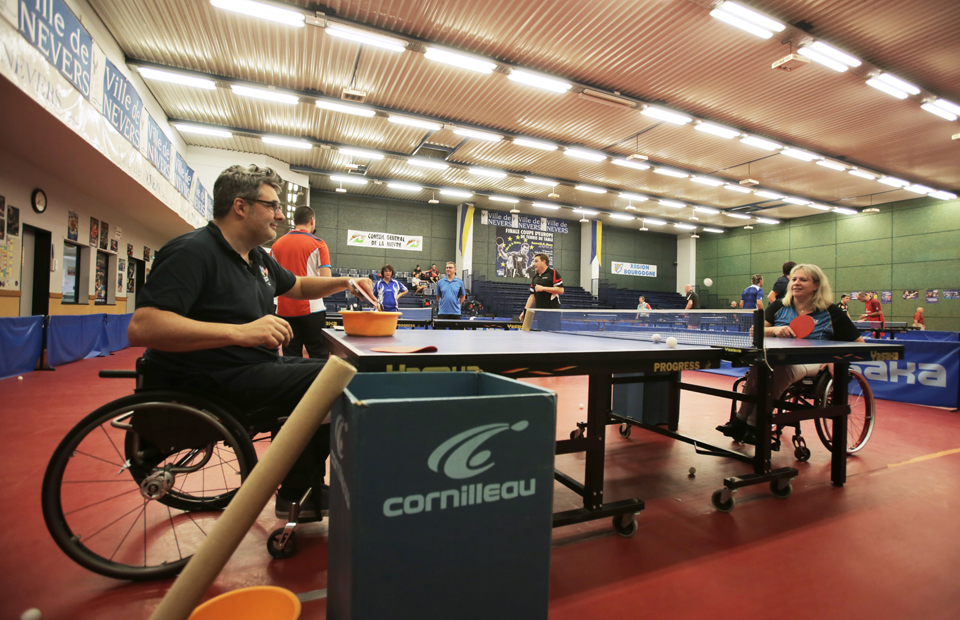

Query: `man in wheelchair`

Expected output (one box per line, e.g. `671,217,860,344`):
716,264,864,445
128,164,374,519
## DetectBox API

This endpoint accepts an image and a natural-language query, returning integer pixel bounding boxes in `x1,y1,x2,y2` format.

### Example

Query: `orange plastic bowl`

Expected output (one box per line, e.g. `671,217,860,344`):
188,586,301,620
340,311,401,337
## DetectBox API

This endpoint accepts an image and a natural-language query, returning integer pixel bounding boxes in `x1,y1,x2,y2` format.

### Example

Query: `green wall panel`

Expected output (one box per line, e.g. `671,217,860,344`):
834,265,892,292
717,254,751,277
836,238,892,267
893,231,960,263
750,229,790,253
750,250,790,277
790,246,836,269
717,235,750,257
891,199,960,237
837,212,891,242
789,221,836,248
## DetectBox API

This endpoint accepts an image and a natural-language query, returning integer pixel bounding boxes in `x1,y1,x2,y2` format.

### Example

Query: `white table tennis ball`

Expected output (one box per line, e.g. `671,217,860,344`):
652,334,662,343
18,376,23,380
703,278,713,287
21,609,42,620
689,466,697,476
666,336,678,348
579,403,584,410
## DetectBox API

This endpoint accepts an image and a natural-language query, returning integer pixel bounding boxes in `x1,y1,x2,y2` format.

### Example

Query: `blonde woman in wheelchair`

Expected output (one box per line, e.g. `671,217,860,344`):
717,264,864,445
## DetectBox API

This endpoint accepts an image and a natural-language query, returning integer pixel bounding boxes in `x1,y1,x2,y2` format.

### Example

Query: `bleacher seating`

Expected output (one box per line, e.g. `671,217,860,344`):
471,276,613,319
597,282,686,310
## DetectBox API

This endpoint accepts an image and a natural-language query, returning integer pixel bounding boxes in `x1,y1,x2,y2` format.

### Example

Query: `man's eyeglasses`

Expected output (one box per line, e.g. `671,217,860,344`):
248,198,283,213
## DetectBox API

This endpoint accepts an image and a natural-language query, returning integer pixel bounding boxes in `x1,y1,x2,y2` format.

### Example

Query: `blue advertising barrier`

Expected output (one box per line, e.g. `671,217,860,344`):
852,339,960,409
896,331,959,343
47,313,133,367
0,316,44,380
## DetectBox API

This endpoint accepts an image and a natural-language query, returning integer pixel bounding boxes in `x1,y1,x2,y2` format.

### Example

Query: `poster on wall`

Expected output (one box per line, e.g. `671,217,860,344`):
494,226,553,279
926,290,939,304
99,221,109,250
6,205,19,238
67,211,79,241
127,261,136,292
143,246,152,262
90,217,99,246
944,290,960,300
880,291,892,304
0,195,4,242
903,290,919,300
117,271,123,293
119,258,125,272
110,239,118,253
94,252,108,305
127,243,134,257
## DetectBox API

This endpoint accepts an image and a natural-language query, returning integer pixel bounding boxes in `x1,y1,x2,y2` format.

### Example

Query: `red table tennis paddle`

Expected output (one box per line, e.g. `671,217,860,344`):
369,346,438,353
348,278,379,308
789,314,815,339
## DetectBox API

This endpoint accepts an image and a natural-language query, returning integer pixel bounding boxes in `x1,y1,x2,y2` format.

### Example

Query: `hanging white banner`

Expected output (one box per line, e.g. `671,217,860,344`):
347,229,423,251
612,261,658,277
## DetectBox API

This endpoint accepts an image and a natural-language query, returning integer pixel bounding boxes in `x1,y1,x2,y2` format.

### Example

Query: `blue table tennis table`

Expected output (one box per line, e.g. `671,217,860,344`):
323,312,903,532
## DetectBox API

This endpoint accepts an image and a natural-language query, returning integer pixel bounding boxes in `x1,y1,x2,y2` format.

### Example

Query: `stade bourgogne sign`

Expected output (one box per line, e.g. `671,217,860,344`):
612,261,657,277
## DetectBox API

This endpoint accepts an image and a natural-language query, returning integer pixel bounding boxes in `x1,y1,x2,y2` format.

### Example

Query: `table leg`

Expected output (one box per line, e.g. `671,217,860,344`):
831,363,849,486
583,373,609,510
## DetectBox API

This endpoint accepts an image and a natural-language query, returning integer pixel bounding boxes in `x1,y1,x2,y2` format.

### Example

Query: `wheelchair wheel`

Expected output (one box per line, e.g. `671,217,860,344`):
41,392,258,581
814,371,875,454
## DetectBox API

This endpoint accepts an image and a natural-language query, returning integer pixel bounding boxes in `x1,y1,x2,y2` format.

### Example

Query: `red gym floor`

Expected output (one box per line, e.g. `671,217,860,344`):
2,347,959,619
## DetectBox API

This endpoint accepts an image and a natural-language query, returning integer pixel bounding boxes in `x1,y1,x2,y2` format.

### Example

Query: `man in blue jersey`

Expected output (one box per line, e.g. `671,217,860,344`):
436,261,466,319
373,264,407,312
740,274,764,310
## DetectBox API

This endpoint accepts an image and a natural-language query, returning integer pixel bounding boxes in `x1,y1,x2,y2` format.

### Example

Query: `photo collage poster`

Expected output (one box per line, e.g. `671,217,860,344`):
494,226,554,279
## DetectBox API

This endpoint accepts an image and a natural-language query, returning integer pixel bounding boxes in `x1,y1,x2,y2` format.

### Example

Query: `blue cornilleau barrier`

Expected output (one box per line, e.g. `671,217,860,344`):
47,314,133,367
0,316,44,380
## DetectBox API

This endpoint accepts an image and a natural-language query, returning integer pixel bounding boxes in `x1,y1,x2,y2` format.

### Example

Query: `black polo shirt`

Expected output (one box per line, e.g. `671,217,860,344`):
530,267,563,309
139,222,297,373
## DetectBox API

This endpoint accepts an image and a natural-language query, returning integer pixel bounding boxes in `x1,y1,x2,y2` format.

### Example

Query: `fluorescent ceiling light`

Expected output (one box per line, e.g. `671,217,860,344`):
809,41,861,68
454,128,503,142
695,122,740,139
833,208,858,215
878,176,908,187
816,160,847,171
808,204,833,211
780,148,819,161
755,190,785,199
755,217,780,224
929,191,957,200
469,167,507,179
875,73,920,96
694,206,720,214
797,47,849,72
703,228,724,233
338,147,384,160
423,47,496,74
709,9,774,39
489,196,519,203
641,106,692,125
232,84,298,104
329,175,368,185
740,136,782,151
717,1,785,32
921,102,958,122
904,184,934,194
619,193,648,201
532,202,560,210
653,167,688,178
848,169,877,180
387,183,422,191
175,123,232,138
783,197,810,205
210,0,305,27
659,200,685,208
262,136,312,149
138,67,215,89
930,99,960,116
610,214,634,220
573,208,598,215
316,100,376,117
611,158,650,170
644,219,666,225
325,24,407,52
524,177,557,186
691,176,724,186
724,184,753,194
866,78,909,99
565,148,607,162
507,70,571,93
575,185,606,194
512,138,558,151
724,212,752,219
674,223,696,230
440,189,473,198
388,116,442,130
408,158,448,169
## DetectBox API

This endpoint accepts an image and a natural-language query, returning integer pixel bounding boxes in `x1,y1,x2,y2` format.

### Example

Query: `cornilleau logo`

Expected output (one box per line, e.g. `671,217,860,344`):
383,421,536,518
427,421,529,479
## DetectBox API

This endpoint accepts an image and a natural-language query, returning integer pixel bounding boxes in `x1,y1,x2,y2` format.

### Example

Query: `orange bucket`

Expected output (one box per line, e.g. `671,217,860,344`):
188,586,301,620
340,311,401,337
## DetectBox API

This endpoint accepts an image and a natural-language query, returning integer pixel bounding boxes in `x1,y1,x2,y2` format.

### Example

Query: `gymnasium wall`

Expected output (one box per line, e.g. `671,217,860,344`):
696,196,960,331
601,225,678,292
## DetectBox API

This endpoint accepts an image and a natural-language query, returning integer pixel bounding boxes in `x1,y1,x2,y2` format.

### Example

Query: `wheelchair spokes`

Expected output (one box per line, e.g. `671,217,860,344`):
815,371,876,454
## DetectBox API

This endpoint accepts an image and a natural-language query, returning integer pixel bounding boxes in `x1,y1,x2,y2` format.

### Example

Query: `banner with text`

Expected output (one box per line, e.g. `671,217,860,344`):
102,58,142,148
495,226,553,279
348,230,422,251
612,260,658,278
17,0,93,99
481,209,569,234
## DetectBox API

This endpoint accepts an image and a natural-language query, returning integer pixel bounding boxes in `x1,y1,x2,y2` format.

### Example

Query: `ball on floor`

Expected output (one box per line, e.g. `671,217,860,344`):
666,336,677,348
21,609,42,620
689,466,697,476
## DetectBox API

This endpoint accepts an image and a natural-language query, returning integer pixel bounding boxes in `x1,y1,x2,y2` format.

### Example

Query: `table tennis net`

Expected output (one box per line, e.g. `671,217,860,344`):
529,309,759,348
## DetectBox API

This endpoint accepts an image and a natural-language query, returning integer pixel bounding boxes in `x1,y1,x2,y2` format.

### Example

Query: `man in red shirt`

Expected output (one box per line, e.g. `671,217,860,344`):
913,307,925,331
857,291,884,339
270,206,331,357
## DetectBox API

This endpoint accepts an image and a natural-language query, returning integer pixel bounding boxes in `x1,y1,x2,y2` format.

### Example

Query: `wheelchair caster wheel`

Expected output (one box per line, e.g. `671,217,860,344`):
711,489,734,513
267,527,297,559
570,428,583,440
770,480,792,499
613,513,638,537
619,423,632,438
794,446,811,461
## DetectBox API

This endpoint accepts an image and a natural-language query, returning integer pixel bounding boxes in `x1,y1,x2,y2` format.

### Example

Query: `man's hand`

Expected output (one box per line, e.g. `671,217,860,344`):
349,278,375,302
534,284,544,292
235,315,293,349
